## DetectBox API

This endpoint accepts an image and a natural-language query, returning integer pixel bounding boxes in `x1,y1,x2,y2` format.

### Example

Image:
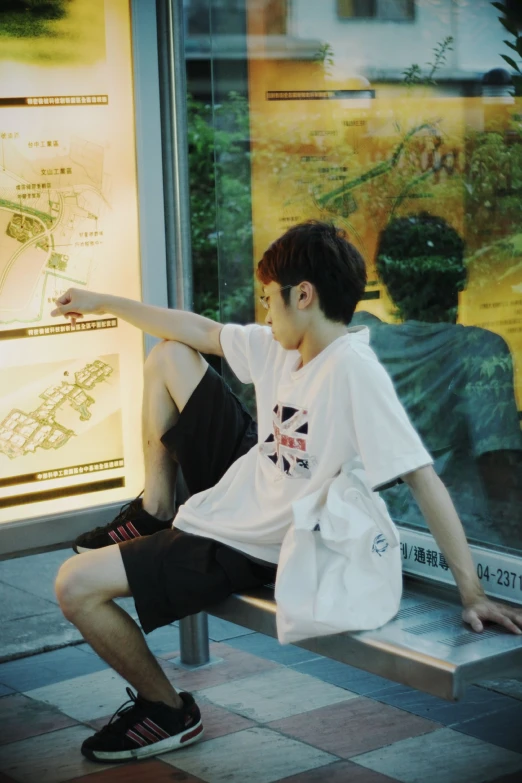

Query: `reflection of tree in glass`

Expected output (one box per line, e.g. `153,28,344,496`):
376,213,465,323
464,130,522,286
0,0,67,37
187,93,254,326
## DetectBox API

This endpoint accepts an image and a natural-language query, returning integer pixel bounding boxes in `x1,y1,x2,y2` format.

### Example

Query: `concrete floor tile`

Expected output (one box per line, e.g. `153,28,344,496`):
198,667,357,723
454,702,522,753
160,640,280,691
0,646,108,692
0,582,57,623
0,550,69,605
71,758,206,782
371,682,517,726
24,668,131,722
279,759,399,783
0,693,78,745
269,696,440,758
290,656,396,696
481,678,522,702
0,683,15,697
198,700,256,741
207,616,255,642
162,726,337,783
0,608,83,661
351,727,522,783
225,632,321,666
0,724,115,782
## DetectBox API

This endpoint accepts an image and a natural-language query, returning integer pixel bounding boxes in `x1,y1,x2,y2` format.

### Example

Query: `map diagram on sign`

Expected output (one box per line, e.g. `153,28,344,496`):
0,359,113,460
0,134,108,328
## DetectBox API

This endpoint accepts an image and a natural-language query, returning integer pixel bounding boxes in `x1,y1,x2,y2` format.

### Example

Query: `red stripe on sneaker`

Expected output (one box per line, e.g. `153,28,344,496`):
126,729,148,747
134,723,159,743
181,723,203,743
117,525,131,541
126,522,141,538
109,530,122,544
143,717,170,739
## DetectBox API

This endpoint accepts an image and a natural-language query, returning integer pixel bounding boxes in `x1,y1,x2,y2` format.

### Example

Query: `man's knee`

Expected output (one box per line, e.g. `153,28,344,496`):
145,340,201,376
55,556,94,620
55,550,126,621
145,340,207,412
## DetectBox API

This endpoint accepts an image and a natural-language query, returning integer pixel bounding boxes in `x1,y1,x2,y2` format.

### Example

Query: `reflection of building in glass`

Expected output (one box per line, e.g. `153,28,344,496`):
184,0,509,100
0,360,113,459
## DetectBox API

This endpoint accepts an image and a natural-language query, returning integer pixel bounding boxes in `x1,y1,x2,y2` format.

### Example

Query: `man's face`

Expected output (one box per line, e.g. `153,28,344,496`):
261,282,301,350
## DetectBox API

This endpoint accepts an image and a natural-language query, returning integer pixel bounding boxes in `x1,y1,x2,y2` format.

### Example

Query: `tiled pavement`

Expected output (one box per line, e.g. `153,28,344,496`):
0,552,522,782
1,624,522,783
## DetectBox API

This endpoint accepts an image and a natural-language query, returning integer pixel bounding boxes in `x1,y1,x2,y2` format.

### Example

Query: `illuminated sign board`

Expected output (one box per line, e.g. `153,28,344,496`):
0,0,144,524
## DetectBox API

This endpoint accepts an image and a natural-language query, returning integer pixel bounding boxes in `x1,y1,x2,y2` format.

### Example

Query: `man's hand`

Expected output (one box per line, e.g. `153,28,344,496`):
51,288,105,326
462,597,522,635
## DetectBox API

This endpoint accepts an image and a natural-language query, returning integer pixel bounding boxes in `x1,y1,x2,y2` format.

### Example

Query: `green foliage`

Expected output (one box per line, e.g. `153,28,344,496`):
0,0,66,37
314,42,335,78
402,37,453,86
493,1,522,95
376,214,466,322
187,93,254,324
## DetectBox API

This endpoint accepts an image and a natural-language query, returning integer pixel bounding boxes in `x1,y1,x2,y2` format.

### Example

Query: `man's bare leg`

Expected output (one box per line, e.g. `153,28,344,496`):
140,340,207,520
55,545,183,708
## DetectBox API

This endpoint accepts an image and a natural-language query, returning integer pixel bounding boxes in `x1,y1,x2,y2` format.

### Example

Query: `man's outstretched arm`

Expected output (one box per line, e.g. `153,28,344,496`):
401,465,522,634
51,288,224,356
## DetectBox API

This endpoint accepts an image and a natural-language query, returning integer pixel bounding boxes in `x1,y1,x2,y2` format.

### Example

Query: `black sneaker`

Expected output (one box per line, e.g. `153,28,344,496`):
81,688,204,763
73,495,172,553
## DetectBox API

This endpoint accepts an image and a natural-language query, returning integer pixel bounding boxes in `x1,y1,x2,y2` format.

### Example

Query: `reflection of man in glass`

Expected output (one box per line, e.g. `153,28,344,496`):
352,213,522,550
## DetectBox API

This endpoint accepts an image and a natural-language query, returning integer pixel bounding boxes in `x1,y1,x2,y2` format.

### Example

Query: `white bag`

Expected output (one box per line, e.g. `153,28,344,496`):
275,458,402,644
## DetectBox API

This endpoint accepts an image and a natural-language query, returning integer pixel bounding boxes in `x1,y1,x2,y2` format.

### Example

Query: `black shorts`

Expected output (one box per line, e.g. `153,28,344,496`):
120,365,276,634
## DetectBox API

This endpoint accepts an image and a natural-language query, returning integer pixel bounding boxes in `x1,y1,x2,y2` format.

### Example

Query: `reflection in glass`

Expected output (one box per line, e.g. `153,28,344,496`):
187,0,522,553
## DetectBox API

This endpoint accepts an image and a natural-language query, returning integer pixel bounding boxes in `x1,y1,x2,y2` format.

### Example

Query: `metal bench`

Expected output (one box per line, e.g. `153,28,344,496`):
179,575,522,701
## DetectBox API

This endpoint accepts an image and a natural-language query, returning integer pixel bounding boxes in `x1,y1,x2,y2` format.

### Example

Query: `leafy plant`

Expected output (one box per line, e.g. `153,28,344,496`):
187,93,254,325
492,1,522,95
375,214,466,322
314,42,335,78
402,36,454,86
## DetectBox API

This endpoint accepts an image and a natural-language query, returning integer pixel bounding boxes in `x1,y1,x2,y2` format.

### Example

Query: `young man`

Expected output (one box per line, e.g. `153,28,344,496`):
52,221,522,765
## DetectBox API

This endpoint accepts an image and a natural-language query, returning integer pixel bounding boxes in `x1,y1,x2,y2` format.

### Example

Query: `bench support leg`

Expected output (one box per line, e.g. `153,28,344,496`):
179,612,210,665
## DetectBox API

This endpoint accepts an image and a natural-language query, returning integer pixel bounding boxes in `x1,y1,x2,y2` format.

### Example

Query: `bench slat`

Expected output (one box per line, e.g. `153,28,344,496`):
208,576,522,700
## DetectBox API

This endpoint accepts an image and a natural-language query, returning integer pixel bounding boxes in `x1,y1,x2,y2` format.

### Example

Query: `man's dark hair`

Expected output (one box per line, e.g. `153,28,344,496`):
256,220,367,323
376,213,466,323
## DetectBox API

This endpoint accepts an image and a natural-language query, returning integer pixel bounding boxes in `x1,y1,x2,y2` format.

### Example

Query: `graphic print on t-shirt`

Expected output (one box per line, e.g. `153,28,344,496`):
260,402,311,479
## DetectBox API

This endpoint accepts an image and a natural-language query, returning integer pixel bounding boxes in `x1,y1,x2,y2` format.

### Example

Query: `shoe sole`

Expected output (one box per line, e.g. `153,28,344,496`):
73,545,91,553
82,720,204,763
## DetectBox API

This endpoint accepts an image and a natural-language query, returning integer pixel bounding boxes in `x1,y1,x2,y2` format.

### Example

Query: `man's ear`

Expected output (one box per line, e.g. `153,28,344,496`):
297,281,314,309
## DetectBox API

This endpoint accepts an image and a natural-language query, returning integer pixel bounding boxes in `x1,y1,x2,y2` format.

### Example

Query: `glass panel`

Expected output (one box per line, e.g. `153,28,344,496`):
194,0,522,585
0,0,145,526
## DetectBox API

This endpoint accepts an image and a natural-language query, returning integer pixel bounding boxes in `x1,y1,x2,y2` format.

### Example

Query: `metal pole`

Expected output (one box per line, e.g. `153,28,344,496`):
156,0,194,312
179,613,210,665
157,0,208,665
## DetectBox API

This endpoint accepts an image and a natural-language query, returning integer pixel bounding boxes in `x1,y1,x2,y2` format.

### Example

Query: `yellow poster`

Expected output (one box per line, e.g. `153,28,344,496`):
0,0,144,523
247,52,522,409
246,29,522,552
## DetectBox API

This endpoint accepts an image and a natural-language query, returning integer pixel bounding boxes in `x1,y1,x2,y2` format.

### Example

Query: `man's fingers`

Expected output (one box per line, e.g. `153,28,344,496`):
50,306,83,320
54,290,74,305
464,606,522,635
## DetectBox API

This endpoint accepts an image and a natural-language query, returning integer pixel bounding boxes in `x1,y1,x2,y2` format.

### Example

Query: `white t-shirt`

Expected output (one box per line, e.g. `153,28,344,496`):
173,323,433,564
